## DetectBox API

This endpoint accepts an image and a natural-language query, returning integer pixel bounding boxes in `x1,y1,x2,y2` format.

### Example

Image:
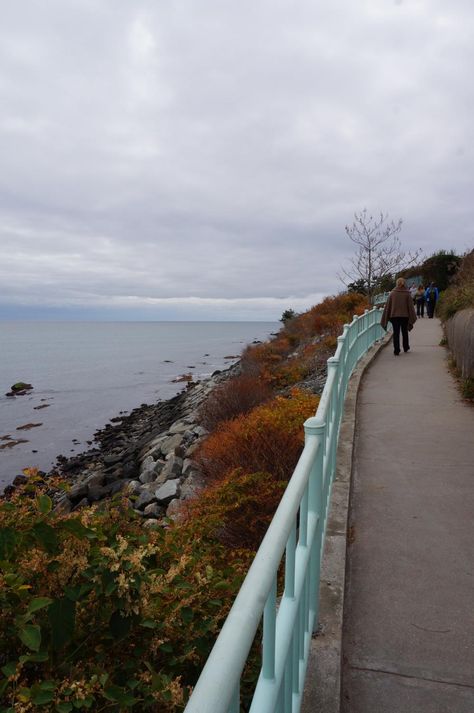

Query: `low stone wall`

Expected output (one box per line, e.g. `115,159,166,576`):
445,308,474,378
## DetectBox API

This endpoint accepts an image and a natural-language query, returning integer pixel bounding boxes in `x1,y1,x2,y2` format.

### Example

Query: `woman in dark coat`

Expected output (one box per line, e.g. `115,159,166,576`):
381,277,417,355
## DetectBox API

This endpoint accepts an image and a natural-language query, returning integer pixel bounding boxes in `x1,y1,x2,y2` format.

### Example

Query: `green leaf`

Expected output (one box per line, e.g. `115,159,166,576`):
64,585,81,601
99,673,109,686
19,652,49,663
56,704,73,713
32,522,58,553
159,642,173,653
1,662,17,677
181,606,194,624
60,520,96,540
27,597,53,615
0,678,11,698
36,495,52,514
0,528,17,559
19,624,41,652
103,685,137,706
140,619,158,629
31,688,55,705
105,579,117,596
48,598,76,651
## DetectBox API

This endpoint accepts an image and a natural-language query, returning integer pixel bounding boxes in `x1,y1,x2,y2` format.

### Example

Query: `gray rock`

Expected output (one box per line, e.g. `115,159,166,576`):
127,480,142,495
166,499,183,519
180,472,205,500
88,483,111,501
70,471,104,500
103,452,123,466
143,519,160,529
159,455,183,481
182,458,196,476
139,468,156,484
53,496,72,514
185,441,200,457
72,497,89,511
135,490,157,510
155,479,180,505
153,459,165,475
168,421,190,435
160,433,184,456
143,502,165,519
108,479,130,496
141,455,155,471
193,426,208,438
140,434,168,461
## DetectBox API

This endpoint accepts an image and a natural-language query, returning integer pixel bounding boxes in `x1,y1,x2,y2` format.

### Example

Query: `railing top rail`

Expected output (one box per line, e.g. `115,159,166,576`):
185,437,320,713
184,307,384,713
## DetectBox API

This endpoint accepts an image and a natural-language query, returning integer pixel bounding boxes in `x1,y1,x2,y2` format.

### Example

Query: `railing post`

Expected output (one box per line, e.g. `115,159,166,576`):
304,416,325,631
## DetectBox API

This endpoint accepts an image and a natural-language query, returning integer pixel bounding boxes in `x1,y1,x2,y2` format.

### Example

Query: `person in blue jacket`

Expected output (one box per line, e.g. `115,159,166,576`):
425,282,439,318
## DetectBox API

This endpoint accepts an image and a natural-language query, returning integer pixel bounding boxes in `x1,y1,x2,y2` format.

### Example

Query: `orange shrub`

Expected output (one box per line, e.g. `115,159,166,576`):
198,375,273,431
196,389,319,482
240,292,369,388
184,470,287,550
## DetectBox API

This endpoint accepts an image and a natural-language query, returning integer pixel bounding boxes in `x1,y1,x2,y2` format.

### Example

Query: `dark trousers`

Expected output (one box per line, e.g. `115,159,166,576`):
390,317,409,354
427,299,436,318
416,299,425,317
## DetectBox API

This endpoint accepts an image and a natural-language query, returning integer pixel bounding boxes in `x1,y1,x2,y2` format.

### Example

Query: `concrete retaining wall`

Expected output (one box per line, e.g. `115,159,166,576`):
445,308,474,378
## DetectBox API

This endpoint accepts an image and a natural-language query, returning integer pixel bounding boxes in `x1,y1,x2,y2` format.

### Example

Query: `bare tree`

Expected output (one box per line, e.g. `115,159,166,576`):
340,209,422,302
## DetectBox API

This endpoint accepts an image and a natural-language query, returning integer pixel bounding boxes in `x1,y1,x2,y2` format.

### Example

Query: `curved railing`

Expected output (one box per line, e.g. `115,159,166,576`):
373,291,390,306
184,308,385,713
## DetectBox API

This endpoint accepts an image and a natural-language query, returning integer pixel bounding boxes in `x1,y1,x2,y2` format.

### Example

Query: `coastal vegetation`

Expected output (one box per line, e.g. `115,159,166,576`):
0,290,369,712
436,249,474,320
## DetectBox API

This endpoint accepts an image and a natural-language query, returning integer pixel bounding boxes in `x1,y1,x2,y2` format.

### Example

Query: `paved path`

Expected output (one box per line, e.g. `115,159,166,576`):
342,318,474,713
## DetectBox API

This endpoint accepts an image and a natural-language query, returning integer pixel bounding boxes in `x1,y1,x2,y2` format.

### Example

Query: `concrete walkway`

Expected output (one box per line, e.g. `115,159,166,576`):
342,318,474,712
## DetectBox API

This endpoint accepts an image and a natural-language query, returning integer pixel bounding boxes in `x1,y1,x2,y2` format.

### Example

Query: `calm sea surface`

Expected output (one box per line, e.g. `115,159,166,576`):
0,321,277,487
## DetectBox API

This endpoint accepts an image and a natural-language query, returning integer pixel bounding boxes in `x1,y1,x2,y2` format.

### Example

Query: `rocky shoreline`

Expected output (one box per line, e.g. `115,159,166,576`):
4,333,330,523
5,365,242,523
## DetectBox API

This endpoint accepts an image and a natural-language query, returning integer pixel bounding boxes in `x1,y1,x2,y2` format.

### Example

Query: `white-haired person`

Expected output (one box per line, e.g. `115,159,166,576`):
380,277,417,355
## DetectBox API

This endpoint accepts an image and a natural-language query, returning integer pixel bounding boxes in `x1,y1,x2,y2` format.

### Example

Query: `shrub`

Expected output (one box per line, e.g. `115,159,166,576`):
240,292,368,387
185,470,287,550
0,474,252,712
197,375,273,431
461,377,474,401
437,250,474,321
196,389,319,483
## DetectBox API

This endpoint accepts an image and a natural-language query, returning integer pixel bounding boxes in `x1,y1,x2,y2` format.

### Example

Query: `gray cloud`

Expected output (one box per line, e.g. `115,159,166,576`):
0,0,473,320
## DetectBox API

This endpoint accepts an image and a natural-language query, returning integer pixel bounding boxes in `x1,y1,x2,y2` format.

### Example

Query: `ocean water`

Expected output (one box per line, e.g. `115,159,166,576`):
0,321,277,487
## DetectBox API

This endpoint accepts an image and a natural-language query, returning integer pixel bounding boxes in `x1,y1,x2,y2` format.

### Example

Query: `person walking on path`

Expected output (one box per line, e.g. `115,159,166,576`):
380,277,417,355
425,282,439,318
414,284,426,317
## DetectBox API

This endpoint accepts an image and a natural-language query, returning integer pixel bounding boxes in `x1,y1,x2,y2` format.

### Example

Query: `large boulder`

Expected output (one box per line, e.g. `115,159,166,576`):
155,479,180,505
160,433,184,456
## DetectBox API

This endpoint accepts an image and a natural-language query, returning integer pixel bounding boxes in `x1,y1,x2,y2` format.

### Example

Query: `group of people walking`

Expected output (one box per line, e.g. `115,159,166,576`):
381,278,439,356
411,283,439,319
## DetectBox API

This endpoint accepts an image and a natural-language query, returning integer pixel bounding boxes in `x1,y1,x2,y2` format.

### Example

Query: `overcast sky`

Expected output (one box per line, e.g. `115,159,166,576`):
0,0,472,321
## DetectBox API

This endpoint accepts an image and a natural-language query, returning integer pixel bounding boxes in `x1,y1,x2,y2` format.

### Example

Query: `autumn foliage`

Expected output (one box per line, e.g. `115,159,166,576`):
185,470,287,550
196,389,319,483
240,291,368,388
197,374,272,431
0,290,365,712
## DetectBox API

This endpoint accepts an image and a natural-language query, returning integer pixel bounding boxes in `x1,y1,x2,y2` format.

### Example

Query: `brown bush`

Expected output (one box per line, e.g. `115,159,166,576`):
198,374,273,431
196,389,319,483
184,469,287,550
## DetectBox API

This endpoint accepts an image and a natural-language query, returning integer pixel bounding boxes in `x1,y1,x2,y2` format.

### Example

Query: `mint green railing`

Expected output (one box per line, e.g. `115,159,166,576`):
184,308,385,713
